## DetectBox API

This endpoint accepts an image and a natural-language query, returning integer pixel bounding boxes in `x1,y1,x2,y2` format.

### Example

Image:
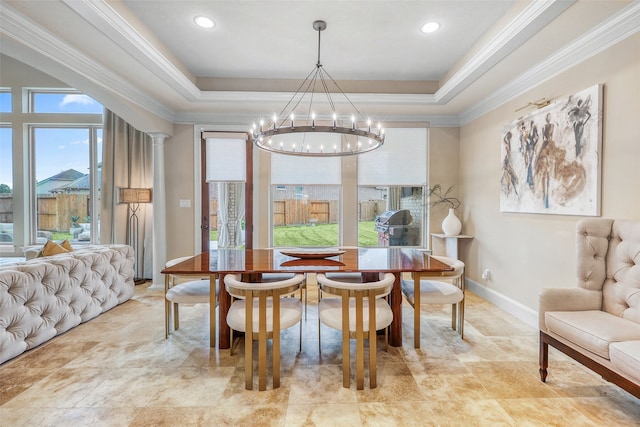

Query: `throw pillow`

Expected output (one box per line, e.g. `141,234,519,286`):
60,239,73,252
40,240,70,257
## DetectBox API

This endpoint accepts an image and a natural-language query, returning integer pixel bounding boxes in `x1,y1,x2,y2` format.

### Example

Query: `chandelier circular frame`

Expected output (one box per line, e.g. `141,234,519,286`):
250,20,385,157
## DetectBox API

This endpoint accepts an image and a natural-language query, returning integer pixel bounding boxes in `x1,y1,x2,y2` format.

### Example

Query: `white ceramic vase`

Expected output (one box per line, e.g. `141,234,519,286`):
442,208,462,236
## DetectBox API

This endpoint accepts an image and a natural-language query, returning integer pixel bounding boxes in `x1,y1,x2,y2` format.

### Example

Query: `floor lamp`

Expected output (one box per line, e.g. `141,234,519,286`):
120,188,152,283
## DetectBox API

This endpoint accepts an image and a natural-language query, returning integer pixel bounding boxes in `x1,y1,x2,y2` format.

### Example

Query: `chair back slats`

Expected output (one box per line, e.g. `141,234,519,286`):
318,272,395,389
225,273,304,391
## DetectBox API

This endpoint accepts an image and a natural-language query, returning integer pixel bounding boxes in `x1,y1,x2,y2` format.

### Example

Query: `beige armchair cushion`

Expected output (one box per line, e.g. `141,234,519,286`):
545,310,640,359
610,341,640,383
227,298,302,332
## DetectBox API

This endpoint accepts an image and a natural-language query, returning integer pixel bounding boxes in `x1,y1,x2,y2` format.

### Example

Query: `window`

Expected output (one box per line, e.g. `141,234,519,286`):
357,128,428,247
0,90,11,113
271,154,341,247
32,126,101,244
271,185,340,247
30,91,103,114
357,186,424,247
204,136,247,249
0,127,12,246
0,88,103,253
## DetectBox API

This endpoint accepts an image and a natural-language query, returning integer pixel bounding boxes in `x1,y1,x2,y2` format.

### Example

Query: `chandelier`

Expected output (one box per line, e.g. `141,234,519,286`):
250,20,385,157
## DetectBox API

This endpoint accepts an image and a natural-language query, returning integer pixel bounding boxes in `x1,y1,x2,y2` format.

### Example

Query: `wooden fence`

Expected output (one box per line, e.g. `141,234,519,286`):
273,199,339,226
39,194,90,231
0,195,11,224
358,200,387,221
1,194,90,232
208,198,385,228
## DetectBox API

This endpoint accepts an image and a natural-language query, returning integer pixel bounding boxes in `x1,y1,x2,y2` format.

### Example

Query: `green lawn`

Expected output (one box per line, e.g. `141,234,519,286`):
211,221,378,247
273,221,378,247
52,232,73,241
51,222,377,247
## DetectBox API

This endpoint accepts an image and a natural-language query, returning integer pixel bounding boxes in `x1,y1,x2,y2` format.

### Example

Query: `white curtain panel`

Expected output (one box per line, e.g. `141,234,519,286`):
217,183,230,247
234,182,245,246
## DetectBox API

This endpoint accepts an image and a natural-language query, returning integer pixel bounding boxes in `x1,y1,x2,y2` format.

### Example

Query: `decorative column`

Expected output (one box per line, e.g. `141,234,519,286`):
147,132,168,292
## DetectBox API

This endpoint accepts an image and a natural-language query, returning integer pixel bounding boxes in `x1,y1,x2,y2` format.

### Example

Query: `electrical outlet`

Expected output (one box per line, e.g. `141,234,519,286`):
482,269,490,280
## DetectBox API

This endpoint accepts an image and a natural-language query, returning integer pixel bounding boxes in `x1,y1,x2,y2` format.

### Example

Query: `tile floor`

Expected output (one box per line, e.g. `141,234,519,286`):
1,282,639,426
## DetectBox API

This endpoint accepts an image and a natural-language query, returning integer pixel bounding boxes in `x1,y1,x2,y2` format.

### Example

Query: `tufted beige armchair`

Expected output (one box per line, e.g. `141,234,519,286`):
539,218,640,398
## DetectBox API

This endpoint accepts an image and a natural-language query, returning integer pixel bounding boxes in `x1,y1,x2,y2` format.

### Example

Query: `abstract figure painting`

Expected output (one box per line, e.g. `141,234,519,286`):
500,84,602,215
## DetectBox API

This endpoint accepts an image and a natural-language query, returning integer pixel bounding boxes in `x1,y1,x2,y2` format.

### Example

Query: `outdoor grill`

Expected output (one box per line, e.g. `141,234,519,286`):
374,209,414,246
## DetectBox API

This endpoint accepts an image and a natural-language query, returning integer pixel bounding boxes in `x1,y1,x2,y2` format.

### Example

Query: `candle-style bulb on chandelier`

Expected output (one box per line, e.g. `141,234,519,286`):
250,20,385,156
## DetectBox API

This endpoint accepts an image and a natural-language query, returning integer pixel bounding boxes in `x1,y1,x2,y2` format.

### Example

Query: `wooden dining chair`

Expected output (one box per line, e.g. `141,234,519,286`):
225,273,305,390
401,255,465,348
317,272,395,389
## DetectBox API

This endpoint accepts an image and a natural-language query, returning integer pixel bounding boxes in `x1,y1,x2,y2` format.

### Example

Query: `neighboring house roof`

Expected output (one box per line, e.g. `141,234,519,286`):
36,169,86,194
58,169,102,192
59,175,90,192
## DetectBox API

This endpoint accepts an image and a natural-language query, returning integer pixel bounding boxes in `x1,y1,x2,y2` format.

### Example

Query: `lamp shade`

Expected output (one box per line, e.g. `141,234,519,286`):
206,138,247,182
120,188,152,203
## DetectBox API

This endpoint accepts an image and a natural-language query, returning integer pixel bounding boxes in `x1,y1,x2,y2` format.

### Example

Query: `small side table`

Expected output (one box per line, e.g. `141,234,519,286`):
431,233,474,259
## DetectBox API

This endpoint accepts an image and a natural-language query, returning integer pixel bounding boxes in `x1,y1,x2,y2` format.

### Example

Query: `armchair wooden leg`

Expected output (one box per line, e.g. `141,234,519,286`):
210,274,216,348
369,305,378,389
458,299,465,338
341,292,350,388
245,298,254,390
539,331,549,382
355,297,364,390
258,295,268,391
414,276,421,349
165,299,170,338
173,303,180,331
451,303,457,331
164,275,170,338
272,296,281,390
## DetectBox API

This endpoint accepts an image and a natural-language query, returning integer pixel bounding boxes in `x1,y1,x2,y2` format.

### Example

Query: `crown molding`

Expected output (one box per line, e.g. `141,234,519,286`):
459,1,640,126
61,0,202,101
175,111,458,127
435,0,575,104
0,3,174,121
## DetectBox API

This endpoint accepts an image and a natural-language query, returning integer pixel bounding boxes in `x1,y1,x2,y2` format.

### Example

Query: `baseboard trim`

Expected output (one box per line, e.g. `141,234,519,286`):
467,278,538,329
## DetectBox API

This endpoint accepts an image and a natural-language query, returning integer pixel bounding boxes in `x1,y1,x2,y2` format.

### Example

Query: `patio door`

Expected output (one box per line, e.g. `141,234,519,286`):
200,132,253,251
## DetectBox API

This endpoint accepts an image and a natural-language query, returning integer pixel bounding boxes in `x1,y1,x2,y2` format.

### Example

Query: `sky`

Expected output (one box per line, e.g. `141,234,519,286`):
0,93,103,188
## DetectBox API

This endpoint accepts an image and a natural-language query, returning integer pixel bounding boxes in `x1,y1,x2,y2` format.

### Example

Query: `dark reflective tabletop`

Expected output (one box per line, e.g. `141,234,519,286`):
161,247,453,274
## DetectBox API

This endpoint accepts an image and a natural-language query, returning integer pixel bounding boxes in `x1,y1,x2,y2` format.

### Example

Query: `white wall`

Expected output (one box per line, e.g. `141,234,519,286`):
459,32,640,325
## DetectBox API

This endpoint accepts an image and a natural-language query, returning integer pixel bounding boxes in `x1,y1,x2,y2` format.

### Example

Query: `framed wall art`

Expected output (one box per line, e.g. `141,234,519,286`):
500,84,603,216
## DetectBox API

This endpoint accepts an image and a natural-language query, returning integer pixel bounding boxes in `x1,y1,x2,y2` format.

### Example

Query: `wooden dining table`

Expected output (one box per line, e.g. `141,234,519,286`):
161,247,453,349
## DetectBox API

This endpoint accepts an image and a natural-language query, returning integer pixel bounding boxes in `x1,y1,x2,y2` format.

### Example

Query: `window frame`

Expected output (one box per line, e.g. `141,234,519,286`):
29,124,102,246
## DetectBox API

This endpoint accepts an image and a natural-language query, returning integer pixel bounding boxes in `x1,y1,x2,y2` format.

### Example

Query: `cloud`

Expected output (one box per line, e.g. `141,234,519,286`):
57,145,65,150
60,94,96,107
70,138,90,145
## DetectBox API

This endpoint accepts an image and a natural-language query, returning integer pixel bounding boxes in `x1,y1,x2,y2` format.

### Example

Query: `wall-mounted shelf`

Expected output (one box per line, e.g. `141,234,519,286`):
431,233,474,259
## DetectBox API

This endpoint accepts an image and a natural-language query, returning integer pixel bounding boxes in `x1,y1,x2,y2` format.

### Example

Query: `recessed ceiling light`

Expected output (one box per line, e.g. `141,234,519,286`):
194,16,215,29
421,22,440,33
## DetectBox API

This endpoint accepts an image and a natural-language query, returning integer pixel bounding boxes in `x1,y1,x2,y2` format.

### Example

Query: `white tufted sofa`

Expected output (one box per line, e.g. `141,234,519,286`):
0,244,135,364
539,218,640,398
